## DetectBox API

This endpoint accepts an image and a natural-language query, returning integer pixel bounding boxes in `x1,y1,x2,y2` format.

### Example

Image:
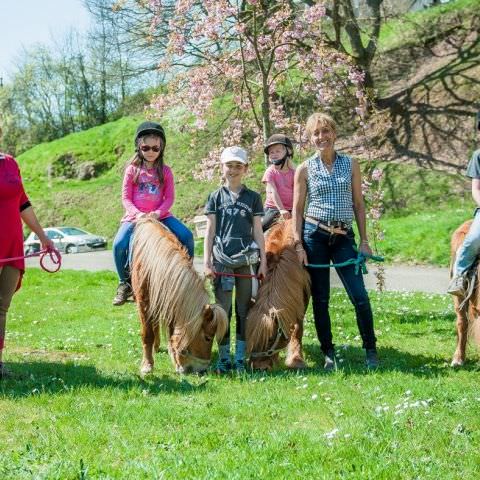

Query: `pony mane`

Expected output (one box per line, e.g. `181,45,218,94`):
131,218,209,351
246,220,310,353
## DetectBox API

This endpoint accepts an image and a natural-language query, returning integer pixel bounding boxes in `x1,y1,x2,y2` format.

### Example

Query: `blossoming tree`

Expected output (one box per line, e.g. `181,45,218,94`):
138,0,370,176
113,0,385,285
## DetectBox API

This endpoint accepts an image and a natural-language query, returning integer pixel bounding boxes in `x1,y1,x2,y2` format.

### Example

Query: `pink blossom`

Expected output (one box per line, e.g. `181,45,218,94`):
303,4,326,23
371,168,383,181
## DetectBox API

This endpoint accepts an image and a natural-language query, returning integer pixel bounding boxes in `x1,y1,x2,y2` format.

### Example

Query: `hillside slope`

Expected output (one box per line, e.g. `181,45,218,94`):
369,3,480,171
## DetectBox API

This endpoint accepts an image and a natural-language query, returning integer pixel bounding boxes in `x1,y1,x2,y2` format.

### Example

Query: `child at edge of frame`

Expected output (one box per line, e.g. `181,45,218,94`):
203,146,267,373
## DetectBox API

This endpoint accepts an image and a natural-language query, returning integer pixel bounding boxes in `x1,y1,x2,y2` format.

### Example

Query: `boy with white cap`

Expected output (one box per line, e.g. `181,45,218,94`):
204,146,267,373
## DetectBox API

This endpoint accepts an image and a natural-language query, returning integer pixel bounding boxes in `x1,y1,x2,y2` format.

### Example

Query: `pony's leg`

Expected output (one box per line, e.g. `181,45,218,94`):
138,296,155,374
153,323,160,353
451,298,468,367
285,321,306,369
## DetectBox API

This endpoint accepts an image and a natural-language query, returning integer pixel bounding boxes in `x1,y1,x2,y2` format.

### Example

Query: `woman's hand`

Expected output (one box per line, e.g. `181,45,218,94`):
295,245,308,266
257,260,267,281
40,237,55,252
359,241,373,259
204,263,216,280
280,210,292,220
136,212,159,220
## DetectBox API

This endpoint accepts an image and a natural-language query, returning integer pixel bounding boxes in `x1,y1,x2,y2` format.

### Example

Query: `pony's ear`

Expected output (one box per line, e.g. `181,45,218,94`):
202,304,213,322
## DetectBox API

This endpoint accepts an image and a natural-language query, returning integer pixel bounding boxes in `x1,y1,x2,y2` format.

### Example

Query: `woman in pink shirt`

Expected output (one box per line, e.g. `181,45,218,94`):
112,122,194,306
261,134,296,231
0,143,54,379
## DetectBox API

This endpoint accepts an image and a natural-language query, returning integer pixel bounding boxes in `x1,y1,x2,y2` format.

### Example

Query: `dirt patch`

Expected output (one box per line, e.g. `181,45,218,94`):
348,18,480,173
48,153,109,180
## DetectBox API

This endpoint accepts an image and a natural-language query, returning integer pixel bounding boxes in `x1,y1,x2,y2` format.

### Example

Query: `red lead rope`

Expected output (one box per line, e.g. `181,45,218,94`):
0,248,62,273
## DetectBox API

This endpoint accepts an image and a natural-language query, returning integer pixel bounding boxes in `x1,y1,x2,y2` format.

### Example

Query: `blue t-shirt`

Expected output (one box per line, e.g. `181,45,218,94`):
205,185,264,257
465,150,480,178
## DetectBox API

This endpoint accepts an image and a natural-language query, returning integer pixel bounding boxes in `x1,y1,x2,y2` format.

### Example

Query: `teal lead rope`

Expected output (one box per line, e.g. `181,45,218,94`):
306,252,384,275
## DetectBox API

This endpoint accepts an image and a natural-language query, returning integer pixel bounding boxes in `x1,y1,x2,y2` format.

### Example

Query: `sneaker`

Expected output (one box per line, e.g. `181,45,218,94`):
214,359,232,374
112,282,132,306
234,359,246,374
365,349,379,369
447,275,466,297
324,349,336,371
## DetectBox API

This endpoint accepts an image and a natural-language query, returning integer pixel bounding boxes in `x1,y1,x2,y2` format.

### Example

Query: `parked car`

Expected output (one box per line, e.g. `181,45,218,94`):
24,227,107,254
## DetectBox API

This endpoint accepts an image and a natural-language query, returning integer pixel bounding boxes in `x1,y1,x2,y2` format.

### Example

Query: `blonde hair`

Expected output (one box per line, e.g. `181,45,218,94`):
305,112,337,138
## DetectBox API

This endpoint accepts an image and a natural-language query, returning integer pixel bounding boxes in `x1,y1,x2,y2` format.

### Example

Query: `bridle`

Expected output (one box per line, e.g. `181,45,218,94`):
177,348,211,367
249,323,289,359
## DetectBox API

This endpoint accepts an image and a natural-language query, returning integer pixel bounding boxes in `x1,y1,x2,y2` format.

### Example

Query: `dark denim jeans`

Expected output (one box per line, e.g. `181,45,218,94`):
303,221,376,354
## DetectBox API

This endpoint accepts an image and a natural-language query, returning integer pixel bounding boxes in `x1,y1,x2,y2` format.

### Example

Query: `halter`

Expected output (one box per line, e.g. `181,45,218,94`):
178,349,212,367
249,322,289,359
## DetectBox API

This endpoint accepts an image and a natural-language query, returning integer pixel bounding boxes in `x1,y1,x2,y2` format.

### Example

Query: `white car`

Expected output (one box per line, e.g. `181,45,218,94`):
24,227,107,254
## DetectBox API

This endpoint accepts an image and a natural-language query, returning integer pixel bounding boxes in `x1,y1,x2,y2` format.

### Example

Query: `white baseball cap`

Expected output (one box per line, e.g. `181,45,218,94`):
220,146,248,165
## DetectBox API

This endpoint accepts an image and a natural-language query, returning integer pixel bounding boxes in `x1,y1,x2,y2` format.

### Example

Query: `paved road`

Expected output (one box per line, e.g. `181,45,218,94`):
26,250,450,294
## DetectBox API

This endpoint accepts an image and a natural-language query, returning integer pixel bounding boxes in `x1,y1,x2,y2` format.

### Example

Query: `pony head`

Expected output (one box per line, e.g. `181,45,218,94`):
168,303,228,374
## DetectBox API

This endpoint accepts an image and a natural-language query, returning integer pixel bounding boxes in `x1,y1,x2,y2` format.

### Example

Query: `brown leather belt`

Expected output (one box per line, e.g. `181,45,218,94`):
305,216,348,235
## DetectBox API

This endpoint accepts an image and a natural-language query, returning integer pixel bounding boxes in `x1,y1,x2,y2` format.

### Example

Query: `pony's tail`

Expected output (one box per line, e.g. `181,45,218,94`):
470,315,480,346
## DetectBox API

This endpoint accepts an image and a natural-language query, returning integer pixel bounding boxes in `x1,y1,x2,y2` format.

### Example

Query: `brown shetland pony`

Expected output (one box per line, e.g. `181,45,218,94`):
450,220,480,366
131,218,227,375
246,219,311,370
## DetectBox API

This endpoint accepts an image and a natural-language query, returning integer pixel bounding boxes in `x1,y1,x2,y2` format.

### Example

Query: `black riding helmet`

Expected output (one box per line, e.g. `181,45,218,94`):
134,121,166,148
264,133,294,168
263,134,294,156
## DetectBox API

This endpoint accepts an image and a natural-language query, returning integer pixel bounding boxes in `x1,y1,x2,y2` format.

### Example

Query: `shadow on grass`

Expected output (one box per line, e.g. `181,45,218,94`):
0,361,209,399
299,344,480,377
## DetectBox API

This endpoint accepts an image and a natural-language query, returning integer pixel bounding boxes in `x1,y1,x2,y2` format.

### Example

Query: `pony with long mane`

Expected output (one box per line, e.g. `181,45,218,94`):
246,219,311,370
131,218,228,375
450,220,480,366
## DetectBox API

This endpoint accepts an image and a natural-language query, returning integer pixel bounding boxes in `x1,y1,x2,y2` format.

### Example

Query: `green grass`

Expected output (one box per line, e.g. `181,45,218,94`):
380,206,472,266
369,162,471,266
1,270,480,478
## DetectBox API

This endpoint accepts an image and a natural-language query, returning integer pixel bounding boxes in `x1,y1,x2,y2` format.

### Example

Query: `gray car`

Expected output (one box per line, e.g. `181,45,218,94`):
24,227,107,254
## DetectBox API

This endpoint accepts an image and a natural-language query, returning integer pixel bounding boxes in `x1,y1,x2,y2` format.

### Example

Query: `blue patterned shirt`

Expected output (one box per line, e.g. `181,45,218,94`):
305,153,354,227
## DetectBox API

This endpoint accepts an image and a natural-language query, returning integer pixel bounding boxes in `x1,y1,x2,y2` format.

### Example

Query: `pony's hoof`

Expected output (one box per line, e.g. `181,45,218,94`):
140,362,154,376
450,358,464,368
285,357,307,370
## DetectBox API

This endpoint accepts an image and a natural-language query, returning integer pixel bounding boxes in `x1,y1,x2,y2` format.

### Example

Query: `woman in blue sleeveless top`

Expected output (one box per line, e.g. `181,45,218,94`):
292,112,378,370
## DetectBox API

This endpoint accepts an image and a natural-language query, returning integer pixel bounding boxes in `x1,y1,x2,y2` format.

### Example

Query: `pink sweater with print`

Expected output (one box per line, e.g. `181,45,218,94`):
121,164,174,223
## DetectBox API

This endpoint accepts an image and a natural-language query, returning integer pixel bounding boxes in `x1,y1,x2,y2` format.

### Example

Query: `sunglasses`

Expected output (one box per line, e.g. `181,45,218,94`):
139,145,161,152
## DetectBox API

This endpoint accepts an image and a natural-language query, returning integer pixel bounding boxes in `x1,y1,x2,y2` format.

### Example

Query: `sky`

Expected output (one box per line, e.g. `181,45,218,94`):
0,0,91,81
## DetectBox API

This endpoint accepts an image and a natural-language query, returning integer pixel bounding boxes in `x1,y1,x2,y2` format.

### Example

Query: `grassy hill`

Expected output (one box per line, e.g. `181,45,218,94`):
14,0,480,266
